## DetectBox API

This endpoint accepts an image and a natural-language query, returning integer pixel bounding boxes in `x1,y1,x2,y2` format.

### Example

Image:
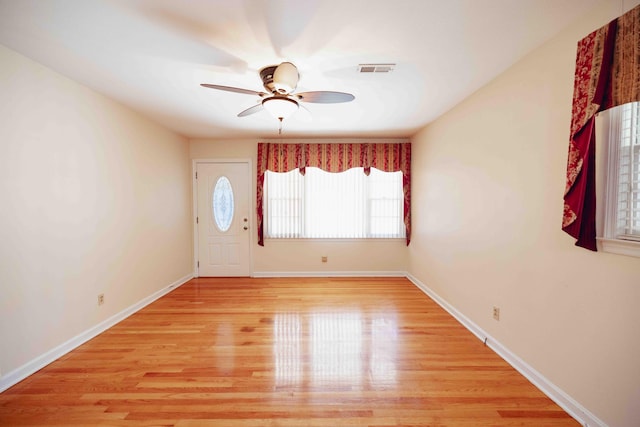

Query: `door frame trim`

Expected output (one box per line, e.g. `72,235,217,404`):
192,158,254,277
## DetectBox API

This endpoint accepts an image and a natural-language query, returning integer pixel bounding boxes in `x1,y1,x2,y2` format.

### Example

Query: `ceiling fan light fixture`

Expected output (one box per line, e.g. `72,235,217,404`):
273,62,299,94
201,61,354,127
262,97,299,120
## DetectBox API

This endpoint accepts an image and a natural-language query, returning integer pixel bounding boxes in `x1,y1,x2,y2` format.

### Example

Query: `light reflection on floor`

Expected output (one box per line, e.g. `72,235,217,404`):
274,312,302,387
214,322,235,374
273,309,398,389
311,311,363,387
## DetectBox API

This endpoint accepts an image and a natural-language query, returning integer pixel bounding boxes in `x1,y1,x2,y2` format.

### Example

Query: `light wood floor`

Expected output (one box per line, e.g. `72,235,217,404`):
0,277,579,426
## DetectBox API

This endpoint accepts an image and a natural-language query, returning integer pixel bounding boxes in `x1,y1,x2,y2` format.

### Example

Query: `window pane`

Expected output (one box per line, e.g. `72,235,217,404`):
305,167,366,238
616,102,640,239
369,168,404,238
265,169,303,238
213,176,234,232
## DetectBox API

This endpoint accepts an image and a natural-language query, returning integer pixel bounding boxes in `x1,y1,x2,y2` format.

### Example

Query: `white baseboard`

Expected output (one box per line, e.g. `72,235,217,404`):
0,273,194,393
252,270,406,278
405,273,607,427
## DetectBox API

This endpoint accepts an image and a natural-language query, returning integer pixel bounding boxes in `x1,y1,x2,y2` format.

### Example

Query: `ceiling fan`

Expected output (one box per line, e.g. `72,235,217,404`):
201,62,355,126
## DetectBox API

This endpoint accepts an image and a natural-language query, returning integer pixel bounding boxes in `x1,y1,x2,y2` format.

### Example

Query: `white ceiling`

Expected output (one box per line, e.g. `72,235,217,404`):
0,0,602,139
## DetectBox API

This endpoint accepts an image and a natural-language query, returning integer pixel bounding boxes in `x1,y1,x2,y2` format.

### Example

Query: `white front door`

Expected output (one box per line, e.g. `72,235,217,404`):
196,162,251,276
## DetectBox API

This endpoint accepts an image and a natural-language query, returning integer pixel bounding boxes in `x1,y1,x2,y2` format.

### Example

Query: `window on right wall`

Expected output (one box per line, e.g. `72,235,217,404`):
600,101,640,257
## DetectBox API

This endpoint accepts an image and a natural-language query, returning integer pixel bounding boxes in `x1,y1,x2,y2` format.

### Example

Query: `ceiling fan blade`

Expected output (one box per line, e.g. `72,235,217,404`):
295,91,355,104
201,84,266,97
238,103,264,117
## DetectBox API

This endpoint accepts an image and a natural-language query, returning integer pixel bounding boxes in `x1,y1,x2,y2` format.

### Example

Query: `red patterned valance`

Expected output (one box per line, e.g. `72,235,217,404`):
256,142,411,246
563,5,640,250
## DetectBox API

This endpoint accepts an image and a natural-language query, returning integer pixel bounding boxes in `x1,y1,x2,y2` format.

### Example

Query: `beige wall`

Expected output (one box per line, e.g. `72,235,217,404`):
190,138,409,275
408,1,640,426
0,45,193,378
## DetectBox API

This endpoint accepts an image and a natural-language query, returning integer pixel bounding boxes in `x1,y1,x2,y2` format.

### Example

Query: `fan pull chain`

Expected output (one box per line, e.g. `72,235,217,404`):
278,117,283,135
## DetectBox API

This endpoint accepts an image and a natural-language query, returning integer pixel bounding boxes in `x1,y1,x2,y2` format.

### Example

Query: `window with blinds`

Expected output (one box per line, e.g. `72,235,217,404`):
613,102,640,240
264,167,405,239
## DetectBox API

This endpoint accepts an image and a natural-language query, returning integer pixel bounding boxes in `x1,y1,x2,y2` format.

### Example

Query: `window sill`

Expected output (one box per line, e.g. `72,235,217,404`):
264,237,406,244
597,237,640,258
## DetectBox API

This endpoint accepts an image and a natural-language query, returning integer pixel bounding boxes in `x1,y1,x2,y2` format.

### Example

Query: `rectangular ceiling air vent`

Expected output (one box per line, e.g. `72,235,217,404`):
358,63,395,73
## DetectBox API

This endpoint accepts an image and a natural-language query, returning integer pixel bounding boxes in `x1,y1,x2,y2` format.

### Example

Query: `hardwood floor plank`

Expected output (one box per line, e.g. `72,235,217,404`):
0,277,579,426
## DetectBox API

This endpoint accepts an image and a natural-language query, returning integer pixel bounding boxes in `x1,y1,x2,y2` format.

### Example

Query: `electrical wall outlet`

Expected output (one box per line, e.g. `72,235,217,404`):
98,294,105,306
321,256,328,263
492,306,500,321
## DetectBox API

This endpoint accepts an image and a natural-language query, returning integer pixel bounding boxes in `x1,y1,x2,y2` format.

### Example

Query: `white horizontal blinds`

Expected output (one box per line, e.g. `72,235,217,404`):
368,168,405,238
264,167,404,239
265,169,303,238
617,102,640,240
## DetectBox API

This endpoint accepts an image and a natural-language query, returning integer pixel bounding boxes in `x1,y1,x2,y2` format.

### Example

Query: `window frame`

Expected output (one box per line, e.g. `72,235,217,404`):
263,166,406,241
598,102,640,257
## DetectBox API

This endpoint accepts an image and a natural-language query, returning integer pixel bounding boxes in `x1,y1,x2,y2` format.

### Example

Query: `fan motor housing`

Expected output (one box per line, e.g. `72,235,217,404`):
259,65,278,93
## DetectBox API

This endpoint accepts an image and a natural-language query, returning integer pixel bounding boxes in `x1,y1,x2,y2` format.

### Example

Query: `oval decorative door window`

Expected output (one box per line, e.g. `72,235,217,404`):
212,176,234,232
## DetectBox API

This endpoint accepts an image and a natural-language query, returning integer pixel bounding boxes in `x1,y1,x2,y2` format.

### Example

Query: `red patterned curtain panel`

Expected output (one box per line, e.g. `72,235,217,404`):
256,142,411,246
563,5,640,250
